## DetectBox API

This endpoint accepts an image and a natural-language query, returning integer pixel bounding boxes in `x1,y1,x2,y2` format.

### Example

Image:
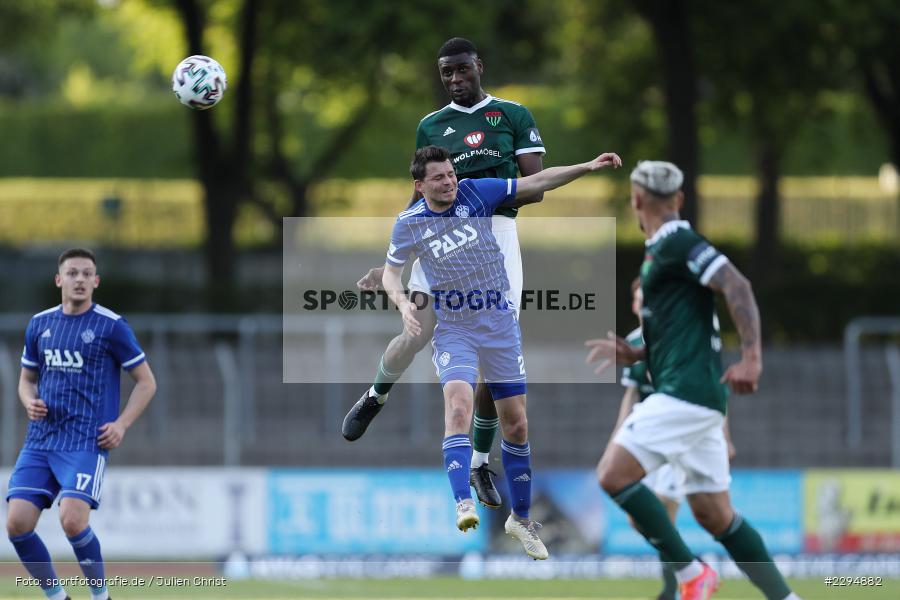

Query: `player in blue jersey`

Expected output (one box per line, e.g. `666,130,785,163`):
381,145,620,559
6,248,157,600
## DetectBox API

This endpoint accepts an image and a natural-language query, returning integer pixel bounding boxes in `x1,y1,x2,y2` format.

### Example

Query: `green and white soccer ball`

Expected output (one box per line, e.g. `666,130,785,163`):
172,55,227,110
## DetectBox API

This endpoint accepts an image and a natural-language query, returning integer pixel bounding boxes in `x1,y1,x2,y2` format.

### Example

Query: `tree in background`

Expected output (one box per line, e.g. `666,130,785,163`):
551,3,654,173
694,2,842,279
834,0,900,231
633,0,700,226
172,0,550,289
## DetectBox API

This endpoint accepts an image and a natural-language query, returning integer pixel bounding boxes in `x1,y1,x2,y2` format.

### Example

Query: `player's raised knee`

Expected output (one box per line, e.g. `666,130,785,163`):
446,405,472,431
59,508,89,537
597,462,628,495
501,413,528,444
6,515,34,538
402,326,433,353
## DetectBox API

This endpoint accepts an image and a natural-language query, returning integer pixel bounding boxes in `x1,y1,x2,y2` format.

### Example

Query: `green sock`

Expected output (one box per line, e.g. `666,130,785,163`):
612,482,694,568
716,513,792,600
472,413,499,456
658,552,678,600
372,355,402,396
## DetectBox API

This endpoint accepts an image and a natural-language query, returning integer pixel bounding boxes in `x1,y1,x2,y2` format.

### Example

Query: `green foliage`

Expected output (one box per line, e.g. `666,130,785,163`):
0,103,193,177
549,0,666,166
615,243,900,343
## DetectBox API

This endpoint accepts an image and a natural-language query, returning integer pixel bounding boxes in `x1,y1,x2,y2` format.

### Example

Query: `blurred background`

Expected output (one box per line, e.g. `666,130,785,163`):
0,0,898,596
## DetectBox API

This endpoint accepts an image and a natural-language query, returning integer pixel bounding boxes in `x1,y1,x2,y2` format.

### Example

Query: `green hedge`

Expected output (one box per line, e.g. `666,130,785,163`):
0,94,887,178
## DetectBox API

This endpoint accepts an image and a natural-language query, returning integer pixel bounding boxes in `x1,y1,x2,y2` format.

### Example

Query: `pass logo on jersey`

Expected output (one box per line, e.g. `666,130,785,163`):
44,349,84,370
428,225,478,258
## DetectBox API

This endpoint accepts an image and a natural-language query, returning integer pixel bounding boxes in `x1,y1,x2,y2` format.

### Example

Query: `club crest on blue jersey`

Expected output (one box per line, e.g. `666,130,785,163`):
81,329,95,344
455,205,470,218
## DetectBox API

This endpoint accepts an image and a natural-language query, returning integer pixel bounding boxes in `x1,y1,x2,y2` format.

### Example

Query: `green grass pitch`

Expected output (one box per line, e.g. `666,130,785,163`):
0,577,897,599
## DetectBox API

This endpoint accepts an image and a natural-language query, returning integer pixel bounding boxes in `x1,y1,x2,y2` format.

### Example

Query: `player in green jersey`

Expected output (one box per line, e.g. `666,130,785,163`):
592,277,735,600
588,162,800,600
344,38,545,509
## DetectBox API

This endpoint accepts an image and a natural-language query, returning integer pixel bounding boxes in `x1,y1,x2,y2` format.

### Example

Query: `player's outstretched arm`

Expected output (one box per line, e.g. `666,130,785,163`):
507,152,622,207
18,368,47,421
707,262,762,394
357,266,385,291
584,331,644,374
382,263,421,337
516,152,545,202
98,362,156,449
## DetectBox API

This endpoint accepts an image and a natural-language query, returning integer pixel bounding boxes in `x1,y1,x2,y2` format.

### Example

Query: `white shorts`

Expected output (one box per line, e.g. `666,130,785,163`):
614,393,731,495
408,215,523,314
643,463,686,502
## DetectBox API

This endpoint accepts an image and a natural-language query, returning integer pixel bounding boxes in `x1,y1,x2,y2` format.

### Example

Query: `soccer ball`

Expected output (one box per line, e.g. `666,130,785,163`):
172,55,227,110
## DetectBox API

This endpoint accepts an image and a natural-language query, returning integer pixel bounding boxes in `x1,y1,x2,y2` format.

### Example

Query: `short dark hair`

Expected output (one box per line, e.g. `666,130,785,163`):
438,37,478,59
410,145,451,180
58,248,96,269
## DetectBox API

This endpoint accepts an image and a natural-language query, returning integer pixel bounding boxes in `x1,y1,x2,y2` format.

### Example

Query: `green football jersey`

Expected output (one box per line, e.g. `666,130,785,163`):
621,327,655,400
639,220,729,414
415,94,545,218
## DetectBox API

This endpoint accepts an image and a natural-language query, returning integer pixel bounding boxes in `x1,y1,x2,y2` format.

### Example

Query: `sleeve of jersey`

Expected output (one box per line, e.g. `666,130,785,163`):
470,177,516,212
684,235,730,286
21,319,39,370
386,220,412,267
110,318,146,370
415,122,429,150
620,366,638,388
512,106,546,156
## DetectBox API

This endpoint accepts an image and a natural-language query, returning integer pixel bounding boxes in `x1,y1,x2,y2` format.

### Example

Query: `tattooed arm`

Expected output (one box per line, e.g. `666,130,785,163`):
707,262,762,394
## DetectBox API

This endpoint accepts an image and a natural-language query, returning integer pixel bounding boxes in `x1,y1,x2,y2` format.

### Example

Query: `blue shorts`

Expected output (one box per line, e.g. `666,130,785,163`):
432,308,527,400
7,449,108,510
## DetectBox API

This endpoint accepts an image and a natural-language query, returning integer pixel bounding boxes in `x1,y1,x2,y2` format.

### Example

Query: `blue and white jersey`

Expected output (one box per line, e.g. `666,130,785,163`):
386,178,517,321
20,303,146,452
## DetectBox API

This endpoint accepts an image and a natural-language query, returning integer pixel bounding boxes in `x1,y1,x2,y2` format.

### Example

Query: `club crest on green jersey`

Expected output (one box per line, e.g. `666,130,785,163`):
485,111,502,126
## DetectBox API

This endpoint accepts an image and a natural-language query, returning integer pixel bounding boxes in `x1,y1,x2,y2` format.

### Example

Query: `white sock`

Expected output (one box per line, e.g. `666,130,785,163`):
368,386,387,403
48,589,68,600
91,589,110,600
782,593,802,600
674,559,704,583
471,451,490,468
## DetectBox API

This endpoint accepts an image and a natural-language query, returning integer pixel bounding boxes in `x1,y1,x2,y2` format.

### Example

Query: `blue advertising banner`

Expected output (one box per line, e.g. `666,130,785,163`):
602,469,803,555
267,469,487,554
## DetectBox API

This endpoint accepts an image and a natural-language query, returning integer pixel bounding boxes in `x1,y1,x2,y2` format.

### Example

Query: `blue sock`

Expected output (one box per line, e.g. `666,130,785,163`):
442,434,473,502
68,527,107,598
501,439,532,518
9,530,65,597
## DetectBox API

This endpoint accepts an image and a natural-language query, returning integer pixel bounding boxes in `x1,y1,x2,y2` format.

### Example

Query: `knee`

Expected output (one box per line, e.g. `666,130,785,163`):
445,389,473,431
692,505,732,536
502,413,528,444
446,405,470,431
597,462,628,496
400,327,432,354
59,510,88,538
6,515,34,539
